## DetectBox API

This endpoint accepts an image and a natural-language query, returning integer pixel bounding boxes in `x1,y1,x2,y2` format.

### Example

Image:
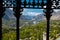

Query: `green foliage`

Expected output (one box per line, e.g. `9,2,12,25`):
2,20,60,40
2,31,16,40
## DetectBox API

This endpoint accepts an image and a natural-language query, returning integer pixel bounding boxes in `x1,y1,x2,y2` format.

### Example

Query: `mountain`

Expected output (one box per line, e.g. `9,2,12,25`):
3,8,15,20
3,8,44,21
34,14,45,21
51,11,60,20
3,8,60,21
20,15,35,20
3,8,33,20
3,8,60,27
3,8,45,27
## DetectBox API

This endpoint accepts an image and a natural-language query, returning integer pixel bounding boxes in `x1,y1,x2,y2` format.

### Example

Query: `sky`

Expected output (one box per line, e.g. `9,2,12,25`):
9,8,60,16
22,9,60,16
22,9,43,16
9,8,44,16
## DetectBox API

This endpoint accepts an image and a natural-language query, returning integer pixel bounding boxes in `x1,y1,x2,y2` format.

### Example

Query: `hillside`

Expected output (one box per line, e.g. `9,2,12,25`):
51,11,60,20
2,20,60,40
2,8,60,28
3,8,45,27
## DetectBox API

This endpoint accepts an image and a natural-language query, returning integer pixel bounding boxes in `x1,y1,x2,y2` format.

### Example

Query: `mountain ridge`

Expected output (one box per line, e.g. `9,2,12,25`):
3,8,60,20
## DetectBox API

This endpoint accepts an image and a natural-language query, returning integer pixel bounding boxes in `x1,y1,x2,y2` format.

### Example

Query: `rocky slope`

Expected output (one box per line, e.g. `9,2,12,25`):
51,11,60,20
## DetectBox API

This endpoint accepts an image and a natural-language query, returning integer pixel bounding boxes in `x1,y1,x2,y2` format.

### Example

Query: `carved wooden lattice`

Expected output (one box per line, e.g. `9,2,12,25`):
3,0,47,9
3,0,60,9
51,0,60,9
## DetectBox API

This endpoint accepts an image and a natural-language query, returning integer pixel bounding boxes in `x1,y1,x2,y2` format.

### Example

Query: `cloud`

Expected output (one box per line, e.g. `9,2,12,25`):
23,12,41,16
54,9,60,12
9,8,13,10
22,9,43,16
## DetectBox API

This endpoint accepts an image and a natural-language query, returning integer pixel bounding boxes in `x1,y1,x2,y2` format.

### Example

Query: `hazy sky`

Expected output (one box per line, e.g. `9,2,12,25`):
22,9,43,16
9,8,60,16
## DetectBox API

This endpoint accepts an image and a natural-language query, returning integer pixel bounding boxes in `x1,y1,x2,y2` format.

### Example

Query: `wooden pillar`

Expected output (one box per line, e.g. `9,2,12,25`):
13,8,23,40
13,0,23,40
0,0,5,40
44,9,53,40
43,0,53,40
